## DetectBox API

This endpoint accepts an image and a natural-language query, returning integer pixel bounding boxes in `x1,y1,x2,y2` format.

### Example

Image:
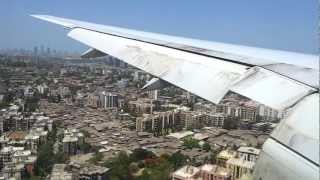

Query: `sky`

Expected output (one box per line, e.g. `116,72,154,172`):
0,0,318,54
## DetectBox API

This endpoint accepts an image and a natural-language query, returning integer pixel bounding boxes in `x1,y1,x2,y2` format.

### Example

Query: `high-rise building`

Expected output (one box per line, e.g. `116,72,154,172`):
147,90,159,100
257,105,279,122
136,110,181,136
62,136,78,155
36,84,49,95
205,113,230,128
238,106,257,122
100,92,118,109
46,47,51,56
33,46,38,56
62,129,84,155
193,102,216,113
179,111,206,130
128,98,160,115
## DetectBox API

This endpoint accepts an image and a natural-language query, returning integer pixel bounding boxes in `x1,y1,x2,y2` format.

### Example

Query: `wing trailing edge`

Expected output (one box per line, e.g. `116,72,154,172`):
81,48,107,58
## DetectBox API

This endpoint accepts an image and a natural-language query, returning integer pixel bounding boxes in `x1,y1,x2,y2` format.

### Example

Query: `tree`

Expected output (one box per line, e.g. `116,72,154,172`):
103,149,192,180
0,102,10,109
24,95,40,112
128,162,139,174
89,151,103,165
168,152,188,170
202,142,211,152
79,142,92,153
34,123,64,177
130,148,155,162
105,151,132,180
182,137,200,149
53,151,68,163
80,130,90,137
138,159,172,180
34,140,55,176
121,102,129,113
207,148,220,164
223,118,238,130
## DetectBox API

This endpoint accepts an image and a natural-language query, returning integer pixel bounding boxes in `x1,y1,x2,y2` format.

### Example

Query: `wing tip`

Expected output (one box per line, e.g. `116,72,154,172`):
30,14,49,20
30,14,74,28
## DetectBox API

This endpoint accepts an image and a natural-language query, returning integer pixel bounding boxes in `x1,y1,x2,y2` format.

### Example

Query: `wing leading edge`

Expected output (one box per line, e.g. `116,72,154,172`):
31,15,319,169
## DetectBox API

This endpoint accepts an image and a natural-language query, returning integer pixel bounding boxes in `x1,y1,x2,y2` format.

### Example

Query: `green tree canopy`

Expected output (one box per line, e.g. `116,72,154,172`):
168,152,188,170
182,137,200,149
89,151,103,165
202,142,211,152
130,148,155,162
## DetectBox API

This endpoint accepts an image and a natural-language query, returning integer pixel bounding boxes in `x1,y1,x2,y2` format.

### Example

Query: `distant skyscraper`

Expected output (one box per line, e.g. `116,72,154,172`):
33,46,38,56
46,47,51,56
53,49,57,56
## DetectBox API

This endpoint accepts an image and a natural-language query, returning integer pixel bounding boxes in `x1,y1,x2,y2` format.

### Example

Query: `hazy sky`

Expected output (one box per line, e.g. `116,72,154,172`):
0,0,317,54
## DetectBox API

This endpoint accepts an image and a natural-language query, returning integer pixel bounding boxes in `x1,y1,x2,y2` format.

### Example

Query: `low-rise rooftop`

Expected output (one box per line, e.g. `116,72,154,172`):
173,165,200,179
238,147,260,155
168,131,194,139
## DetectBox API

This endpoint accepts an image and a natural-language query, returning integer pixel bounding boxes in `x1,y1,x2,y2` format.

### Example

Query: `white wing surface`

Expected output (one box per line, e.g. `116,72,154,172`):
31,15,319,177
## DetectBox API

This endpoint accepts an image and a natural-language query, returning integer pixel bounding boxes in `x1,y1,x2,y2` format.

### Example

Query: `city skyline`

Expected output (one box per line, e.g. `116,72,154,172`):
0,0,318,54
0,45,81,57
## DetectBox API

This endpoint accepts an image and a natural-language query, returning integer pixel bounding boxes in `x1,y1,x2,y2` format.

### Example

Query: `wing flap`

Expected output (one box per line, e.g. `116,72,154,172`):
230,67,317,110
68,28,248,104
271,93,319,165
262,63,319,88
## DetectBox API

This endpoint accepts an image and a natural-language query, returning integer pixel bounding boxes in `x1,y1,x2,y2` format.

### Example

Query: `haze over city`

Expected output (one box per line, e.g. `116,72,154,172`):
0,0,317,54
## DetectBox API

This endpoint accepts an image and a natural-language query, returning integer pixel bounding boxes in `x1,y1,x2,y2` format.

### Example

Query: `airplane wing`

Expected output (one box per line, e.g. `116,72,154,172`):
31,15,319,179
